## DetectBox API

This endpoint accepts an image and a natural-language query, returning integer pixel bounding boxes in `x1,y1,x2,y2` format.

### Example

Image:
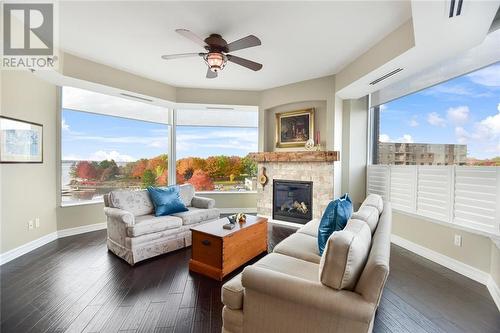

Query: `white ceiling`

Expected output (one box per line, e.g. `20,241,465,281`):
59,1,411,91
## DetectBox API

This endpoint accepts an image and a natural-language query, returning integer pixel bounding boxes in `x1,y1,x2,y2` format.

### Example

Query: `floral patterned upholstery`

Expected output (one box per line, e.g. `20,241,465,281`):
104,184,219,265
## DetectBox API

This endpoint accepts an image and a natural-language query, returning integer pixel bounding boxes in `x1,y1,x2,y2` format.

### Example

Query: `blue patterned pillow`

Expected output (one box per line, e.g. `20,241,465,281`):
318,194,353,255
147,185,188,217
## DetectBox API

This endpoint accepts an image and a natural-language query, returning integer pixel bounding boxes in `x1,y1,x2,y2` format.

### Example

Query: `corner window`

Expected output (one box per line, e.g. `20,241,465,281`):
61,87,170,204
175,109,258,192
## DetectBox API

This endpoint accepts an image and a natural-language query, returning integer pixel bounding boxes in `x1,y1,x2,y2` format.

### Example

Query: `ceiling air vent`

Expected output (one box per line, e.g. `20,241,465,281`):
206,106,235,110
369,68,403,85
120,93,153,102
449,0,464,18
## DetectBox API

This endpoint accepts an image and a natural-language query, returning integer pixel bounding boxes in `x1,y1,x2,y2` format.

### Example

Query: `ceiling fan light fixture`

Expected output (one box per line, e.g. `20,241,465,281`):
204,52,227,72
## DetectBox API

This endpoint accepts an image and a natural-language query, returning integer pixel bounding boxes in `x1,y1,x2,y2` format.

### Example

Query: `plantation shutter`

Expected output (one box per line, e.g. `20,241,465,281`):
417,166,453,222
453,167,500,234
389,165,417,212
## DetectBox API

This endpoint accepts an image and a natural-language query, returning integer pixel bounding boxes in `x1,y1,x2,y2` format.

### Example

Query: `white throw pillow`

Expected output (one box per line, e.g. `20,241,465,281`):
352,206,379,234
318,219,372,290
361,194,384,214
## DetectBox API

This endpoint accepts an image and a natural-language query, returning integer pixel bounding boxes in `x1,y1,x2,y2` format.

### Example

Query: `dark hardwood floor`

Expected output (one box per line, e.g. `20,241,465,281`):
1,225,499,333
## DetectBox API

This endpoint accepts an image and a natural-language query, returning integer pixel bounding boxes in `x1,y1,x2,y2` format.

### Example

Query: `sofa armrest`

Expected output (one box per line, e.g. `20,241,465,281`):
191,196,215,209
242,266,375,323
104,207,134,225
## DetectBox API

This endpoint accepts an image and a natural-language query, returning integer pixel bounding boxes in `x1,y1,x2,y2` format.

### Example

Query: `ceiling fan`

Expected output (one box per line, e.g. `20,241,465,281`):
161,29,263,79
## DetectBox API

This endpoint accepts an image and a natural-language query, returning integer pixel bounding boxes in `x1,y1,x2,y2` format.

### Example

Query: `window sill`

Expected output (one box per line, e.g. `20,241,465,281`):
394,209,500,241
60,200,104,208
59,190,257,208
196,191,257,195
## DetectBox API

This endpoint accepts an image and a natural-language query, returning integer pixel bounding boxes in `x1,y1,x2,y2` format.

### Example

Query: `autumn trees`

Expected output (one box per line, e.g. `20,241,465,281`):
69,154,257,191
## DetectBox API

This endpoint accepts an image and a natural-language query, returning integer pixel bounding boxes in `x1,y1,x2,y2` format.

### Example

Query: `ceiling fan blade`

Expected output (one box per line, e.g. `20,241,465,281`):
206,68,218,79
161,53,204,60
226,35,261,52
175,29,208,48
227,54,263,71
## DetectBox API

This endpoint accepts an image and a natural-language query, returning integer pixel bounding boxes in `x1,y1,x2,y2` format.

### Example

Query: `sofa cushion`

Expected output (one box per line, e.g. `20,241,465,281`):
179,183,195,207
352,206,379,234
361,194,383,214
109,189,154,217
318,194,353,255
253,253,320,282
222,273,244,310
273,233,321,264
222,307,243,333
172,207,220,225
126,214,182,237
297,219,320,237
319,219,371,290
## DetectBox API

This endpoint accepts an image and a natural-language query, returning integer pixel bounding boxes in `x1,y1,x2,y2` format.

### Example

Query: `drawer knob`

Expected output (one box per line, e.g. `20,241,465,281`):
202,239,211,246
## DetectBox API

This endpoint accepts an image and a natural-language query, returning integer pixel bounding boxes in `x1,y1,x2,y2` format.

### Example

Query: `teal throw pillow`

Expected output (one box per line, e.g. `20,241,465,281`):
318,194,353,255
147,185,188,217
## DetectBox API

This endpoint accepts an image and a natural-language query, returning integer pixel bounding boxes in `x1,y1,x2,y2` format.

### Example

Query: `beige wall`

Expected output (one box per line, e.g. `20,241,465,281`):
392,211,492,273
264,101,327,152
259,75,337,153
341,97,368,209
61,53,177,102
57,203,106,230
1,71,58,253
199,193,257,210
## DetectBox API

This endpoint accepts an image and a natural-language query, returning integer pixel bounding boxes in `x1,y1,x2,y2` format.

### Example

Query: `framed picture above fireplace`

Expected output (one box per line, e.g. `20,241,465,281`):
275,108,314,148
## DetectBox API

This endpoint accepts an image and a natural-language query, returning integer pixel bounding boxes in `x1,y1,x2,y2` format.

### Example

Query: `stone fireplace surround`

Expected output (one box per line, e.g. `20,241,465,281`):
249,151,339,225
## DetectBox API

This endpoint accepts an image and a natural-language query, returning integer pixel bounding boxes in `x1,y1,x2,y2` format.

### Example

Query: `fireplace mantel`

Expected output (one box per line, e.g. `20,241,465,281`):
248,151,339,163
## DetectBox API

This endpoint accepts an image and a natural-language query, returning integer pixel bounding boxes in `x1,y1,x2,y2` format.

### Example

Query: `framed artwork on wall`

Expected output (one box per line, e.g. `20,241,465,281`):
0,116,43,163
275,108,314,148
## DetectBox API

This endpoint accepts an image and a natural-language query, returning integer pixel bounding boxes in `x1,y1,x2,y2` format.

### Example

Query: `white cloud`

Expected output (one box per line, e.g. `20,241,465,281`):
477,109,500,138
397,134,414,143
453,104,500,148
447,106,469,125
379,134,414,143
427,112,446,127
467,64,500,87
62,150,136,162
379,134,391,143
61,118,70,131
454,126,470,144
497,103,500,112
409,116,419,127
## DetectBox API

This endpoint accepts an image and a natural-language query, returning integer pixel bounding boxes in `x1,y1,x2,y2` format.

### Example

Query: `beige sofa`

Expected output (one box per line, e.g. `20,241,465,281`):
104,184,220,265
221,194,391,333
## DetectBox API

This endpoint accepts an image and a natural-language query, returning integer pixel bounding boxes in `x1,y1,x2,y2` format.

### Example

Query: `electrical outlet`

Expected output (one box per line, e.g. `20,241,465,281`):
454,234,462,247
28,220,34,230
35,217,40,228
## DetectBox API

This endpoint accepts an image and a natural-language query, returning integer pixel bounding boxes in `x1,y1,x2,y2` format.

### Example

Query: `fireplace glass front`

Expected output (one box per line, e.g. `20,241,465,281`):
273,180,313,224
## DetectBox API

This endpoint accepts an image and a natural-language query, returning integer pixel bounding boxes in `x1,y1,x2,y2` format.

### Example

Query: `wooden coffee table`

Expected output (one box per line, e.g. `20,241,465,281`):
189,216,268,281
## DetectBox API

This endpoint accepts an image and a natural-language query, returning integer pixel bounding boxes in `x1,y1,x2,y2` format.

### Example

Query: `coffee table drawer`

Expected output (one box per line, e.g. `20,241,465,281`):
191,231,222,269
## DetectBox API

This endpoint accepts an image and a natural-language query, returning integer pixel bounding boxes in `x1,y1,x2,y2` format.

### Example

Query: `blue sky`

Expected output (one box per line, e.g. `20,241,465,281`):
61,109,258,161
380,62,500,159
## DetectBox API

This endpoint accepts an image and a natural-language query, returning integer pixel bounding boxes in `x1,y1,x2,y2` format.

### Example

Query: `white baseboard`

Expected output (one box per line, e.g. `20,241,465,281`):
0,222,107,266
57,222,107,238
220,208,257,214
392,234,500,312
0,231,58,266
391,234,489,284
487,277,500,312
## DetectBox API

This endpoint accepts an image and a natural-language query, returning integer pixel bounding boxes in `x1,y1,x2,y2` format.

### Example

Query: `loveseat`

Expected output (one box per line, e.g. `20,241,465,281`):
221,194,391,333
104,184,220,265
